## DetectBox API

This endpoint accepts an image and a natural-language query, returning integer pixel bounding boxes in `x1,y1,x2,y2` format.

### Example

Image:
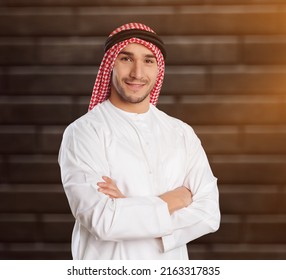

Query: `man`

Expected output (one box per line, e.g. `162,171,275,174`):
58,23,220,260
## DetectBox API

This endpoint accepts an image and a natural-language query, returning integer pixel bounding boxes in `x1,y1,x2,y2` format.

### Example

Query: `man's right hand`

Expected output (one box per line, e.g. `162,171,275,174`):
159,186,193,215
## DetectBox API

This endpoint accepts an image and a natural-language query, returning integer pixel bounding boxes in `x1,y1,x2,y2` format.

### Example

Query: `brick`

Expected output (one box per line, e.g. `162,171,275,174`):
4,66,95,95
77,6,280,36
38,38,104,65
0,38,36,65
245,215,286,243
36,36,239,66
242,126,286,154
2,0,286,7
0,96,73,125
166,39,211,65
7,155,61,183
279,186,286,213
195,126,241,154
0,188,70,213
0,8,75,36
210,37,240,64
41,214,73,242
0,243,71,260
170,65,286,96
243,36,286,64
219,185,281,214
1,0,203,6
211,0,286,3
0,213,73,244
278,6,286,34
0,214,38,242
210,66,286,95
77,7,173,36
0,158,4,183
211,155,286,184
177,7,275,36
0,5,283,36
193,215,242,244
40,126,65,154
0,69,4,93
72,96,90,118
0,126,37,154
162,67,207,94
188,244,286,260
159,96,286,125
165,36,239,65
195,125,286,154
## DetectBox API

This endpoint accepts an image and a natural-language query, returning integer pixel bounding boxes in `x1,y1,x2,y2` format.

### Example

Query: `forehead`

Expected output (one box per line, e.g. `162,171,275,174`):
119,43,154,56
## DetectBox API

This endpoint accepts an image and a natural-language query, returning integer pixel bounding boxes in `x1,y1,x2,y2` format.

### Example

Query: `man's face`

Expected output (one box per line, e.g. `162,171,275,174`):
110,43,158,106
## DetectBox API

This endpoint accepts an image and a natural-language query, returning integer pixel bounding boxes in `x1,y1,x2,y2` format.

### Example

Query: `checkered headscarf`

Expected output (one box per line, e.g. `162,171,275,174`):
88,23,166,111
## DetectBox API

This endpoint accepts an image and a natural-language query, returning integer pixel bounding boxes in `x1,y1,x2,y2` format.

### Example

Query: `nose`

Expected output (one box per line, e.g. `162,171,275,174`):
130,61,144,80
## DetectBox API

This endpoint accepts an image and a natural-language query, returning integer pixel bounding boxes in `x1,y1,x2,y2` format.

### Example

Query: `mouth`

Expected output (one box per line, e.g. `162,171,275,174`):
125,81,146,91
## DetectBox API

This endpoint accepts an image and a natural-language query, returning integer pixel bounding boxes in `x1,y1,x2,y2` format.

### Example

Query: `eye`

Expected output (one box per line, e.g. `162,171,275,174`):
145,58,156,65
120,56,132,62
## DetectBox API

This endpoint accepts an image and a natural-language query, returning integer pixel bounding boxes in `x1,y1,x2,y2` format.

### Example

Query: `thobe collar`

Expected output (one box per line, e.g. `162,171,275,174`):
105,99,152,123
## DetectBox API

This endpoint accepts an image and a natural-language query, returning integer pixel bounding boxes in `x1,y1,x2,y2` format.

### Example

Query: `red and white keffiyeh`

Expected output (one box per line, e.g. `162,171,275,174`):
88,23,165,111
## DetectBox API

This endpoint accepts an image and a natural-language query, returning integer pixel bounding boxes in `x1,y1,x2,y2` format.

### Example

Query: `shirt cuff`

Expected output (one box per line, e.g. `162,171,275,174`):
161,232,176,252
154,197,174,236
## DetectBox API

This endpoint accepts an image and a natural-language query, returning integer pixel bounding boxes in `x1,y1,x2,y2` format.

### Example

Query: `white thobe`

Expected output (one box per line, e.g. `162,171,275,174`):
58,100,220,260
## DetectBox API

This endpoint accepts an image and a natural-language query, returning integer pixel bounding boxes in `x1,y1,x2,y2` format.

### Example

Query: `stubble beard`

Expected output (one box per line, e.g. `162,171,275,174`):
117,80,152,104
118,90,150,104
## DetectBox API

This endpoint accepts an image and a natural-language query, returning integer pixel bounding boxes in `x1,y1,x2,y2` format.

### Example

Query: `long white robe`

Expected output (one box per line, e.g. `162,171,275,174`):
58,100,220,259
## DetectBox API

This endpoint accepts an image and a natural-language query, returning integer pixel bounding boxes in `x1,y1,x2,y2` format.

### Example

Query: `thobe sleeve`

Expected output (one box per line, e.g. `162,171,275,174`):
161,125,220,252
58,122,173,241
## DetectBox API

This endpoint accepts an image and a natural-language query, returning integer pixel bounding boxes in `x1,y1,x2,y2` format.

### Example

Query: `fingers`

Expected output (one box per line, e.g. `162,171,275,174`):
97,176,125,199
98,176,117,192
102,176,112,183
97,176,115,190
98,186,121,198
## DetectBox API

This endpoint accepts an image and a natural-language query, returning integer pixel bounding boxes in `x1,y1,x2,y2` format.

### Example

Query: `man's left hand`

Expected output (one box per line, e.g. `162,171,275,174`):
97,176,126,198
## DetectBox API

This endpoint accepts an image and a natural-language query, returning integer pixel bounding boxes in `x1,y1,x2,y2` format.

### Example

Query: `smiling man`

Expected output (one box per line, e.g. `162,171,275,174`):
58,23,220,260
110,44,158,112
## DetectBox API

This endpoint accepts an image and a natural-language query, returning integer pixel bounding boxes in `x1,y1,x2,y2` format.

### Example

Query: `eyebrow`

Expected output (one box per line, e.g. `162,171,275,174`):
118,51,156,59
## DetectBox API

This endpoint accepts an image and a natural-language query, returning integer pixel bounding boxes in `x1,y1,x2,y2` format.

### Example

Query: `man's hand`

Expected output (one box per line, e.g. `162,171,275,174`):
97,176,126,198
159,186,192,215
97,176,192,215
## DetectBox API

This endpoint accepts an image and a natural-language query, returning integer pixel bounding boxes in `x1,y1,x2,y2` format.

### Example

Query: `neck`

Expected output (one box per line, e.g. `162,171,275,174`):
108,93,150,114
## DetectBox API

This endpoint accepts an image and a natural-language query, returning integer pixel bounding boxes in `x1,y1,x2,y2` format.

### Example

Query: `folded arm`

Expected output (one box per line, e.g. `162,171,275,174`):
160,125,220,252
59,124,174,242
98,176,192,214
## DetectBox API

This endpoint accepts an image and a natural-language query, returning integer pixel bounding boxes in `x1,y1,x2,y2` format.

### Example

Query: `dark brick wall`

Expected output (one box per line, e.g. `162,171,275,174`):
0,0,286,259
